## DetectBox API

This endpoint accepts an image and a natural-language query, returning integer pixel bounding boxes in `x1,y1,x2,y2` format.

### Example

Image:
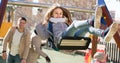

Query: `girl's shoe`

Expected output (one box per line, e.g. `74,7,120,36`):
104,22,118,42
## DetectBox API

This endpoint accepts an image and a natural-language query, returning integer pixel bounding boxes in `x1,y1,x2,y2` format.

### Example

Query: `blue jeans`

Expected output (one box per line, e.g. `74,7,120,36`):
63,20,105,37
7,53,21,63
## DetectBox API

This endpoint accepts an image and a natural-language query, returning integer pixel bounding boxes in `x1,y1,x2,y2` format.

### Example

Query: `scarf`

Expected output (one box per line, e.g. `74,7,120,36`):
49,17,66,23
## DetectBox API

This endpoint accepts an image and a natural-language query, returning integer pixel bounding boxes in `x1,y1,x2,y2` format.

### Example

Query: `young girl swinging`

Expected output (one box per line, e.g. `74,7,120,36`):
35,5,118,50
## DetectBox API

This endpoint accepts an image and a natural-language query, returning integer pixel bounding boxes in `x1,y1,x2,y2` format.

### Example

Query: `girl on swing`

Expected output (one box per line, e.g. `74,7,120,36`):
27,4,118,63
35,5,118,49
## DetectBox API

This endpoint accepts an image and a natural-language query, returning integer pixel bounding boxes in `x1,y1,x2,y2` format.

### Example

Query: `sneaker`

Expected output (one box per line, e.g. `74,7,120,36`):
104,22,118,42
94,6,102,28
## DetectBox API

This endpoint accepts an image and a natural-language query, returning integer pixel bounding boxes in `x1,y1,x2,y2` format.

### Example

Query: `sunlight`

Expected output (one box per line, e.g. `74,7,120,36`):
105,0,120,20
32,0,39,15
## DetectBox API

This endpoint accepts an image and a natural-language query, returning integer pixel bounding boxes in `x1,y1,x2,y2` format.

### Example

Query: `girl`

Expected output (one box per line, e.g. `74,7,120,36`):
35,5,118,50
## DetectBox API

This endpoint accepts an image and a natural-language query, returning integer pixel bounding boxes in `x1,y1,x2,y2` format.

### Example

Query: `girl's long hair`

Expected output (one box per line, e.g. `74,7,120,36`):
43,5,72,25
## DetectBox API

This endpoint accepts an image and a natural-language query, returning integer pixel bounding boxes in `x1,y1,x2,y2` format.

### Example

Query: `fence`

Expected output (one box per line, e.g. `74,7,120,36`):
99,40,120,63
105,42,120,63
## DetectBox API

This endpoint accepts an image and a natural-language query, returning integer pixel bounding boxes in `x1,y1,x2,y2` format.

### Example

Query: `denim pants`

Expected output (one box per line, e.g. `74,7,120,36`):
7,53,21,63
63,20,104,37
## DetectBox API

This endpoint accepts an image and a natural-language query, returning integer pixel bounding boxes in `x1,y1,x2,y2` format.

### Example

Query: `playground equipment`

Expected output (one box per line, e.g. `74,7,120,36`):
97,0,120,48
85,0,120,63
0,21,12,37
0,0,9,41
0,0,8,27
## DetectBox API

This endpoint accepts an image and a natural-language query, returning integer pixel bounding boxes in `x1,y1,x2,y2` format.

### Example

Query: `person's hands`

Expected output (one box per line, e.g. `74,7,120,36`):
21,59,26,63
2,52,7,60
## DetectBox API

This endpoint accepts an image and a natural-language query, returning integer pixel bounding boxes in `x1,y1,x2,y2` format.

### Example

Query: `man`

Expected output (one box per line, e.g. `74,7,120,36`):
2,17,31,63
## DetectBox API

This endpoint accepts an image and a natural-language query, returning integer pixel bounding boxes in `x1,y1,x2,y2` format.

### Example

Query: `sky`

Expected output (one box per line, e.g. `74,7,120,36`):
105,0,120,20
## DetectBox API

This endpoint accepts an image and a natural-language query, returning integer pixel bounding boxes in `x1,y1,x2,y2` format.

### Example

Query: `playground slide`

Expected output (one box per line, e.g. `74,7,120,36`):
0,22,12,38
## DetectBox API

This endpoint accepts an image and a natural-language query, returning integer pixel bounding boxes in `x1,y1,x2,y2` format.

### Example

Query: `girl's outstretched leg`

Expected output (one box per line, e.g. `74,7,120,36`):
89,22,118,42
63,20,89,37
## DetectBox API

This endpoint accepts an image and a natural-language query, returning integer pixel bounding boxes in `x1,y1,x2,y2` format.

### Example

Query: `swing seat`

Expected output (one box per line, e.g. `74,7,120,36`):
57,36,91,50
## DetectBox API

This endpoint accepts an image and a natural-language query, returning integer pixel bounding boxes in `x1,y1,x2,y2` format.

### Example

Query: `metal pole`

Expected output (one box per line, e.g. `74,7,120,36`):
7,1,94,13
0,0,8,27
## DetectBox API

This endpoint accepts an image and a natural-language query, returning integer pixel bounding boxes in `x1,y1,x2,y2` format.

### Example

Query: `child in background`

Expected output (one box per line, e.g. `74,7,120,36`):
91,52,107,63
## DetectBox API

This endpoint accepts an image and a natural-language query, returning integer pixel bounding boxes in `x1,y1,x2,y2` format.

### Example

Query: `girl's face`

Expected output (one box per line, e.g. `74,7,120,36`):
52,8,63,18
